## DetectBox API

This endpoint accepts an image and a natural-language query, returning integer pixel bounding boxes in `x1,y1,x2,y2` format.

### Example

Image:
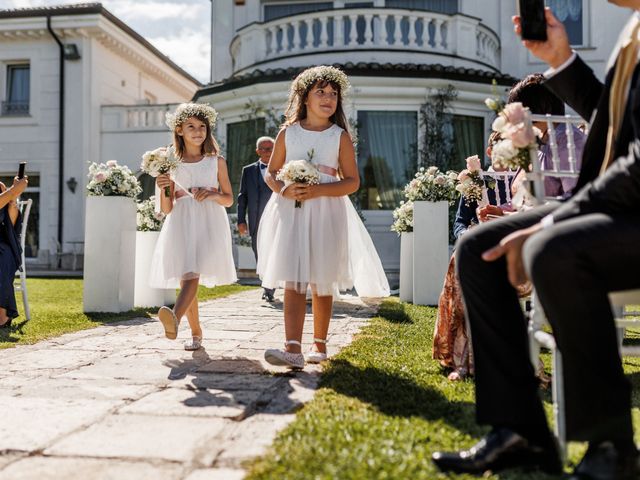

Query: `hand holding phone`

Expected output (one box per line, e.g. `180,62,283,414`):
518,0,547,41
18,162,26,179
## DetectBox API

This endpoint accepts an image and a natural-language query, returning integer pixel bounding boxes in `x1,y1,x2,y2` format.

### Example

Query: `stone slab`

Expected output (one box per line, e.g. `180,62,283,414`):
0,396,117,451
0,457,184,480
184,468,245,480
119,386,264,420
46,414,226,463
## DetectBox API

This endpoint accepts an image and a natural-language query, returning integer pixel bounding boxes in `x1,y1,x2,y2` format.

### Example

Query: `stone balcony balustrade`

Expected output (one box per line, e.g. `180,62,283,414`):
230,7,500,75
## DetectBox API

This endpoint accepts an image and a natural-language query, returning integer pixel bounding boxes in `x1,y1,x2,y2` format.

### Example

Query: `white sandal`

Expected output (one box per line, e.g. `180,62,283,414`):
264,340,305,369
305,337,328,363
158,306,179,340
184,336,202,351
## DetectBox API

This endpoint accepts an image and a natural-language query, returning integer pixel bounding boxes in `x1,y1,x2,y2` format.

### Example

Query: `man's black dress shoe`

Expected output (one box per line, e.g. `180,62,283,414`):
431,428,562,475
569,441,640,480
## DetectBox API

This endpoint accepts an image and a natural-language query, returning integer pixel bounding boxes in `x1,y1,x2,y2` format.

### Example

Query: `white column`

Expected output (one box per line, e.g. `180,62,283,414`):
364,14,374,46
348,14,358,47
412,200,449,306
408,15,417,47
319,16,329,48
134,231,176,308
335,15,344,47
393,15,402,46
399,232,413,303
83,196,137,312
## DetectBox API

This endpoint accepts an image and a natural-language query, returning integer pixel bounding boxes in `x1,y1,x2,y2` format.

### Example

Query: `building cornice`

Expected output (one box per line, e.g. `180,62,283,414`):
0,3,200,94
195,62,518,100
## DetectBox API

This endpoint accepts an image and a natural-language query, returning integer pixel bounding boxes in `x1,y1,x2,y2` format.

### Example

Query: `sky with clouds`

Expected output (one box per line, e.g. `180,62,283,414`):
1,0,211,83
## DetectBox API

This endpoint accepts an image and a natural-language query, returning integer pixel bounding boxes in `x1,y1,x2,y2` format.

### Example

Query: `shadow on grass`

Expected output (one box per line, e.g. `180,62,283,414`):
376,301,414,324
85,307,156,325
321,358,480,436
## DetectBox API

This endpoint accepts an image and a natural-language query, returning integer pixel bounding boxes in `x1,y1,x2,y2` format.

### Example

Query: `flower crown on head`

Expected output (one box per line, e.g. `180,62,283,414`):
291,65,351,97
165,102,218,131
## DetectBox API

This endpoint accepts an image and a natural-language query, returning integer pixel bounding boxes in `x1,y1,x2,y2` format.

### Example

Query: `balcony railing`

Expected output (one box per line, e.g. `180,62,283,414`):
231,8,500,74
1,100,29,116
102,104,180,132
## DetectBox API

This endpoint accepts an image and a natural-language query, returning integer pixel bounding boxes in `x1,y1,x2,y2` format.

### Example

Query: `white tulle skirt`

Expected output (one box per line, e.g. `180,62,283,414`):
149,197,237,289
256,191,389,298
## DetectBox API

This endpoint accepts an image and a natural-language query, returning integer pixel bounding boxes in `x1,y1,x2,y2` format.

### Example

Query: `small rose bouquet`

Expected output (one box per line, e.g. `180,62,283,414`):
276,158,320,208
136,196,166,231
140,146,181,197
391,200,414,235
86,160,141,198
455,155,486,206
487,101,539,170
404,166,459,205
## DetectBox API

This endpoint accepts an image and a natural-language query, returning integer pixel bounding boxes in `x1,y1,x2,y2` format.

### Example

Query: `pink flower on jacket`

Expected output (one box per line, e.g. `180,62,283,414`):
465,155,482,172
502,102,527,125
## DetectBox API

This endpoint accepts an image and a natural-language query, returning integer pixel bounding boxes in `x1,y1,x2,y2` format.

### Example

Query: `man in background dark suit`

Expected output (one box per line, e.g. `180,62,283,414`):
237,136,276,302
432,4,640,479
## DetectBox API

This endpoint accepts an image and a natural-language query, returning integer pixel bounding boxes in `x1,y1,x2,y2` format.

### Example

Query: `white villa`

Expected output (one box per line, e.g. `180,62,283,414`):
0,3,199,268
195,0,628,276
0,1,630,279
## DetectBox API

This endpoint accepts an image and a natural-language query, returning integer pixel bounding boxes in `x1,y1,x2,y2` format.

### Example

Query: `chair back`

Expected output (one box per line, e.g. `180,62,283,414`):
528,114,586,203
17,199,32,266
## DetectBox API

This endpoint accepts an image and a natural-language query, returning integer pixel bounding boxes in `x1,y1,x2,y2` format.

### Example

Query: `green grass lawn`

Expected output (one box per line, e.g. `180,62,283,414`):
246,299,640,480
0,278,256,349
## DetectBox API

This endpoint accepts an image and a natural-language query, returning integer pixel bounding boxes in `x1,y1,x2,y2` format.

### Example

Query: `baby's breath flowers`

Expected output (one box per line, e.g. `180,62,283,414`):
291,65,351,96
165,103,218,131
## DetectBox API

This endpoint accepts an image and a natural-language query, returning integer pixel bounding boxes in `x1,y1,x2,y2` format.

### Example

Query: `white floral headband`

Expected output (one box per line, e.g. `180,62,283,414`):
165,102,218,131
291,65,351,96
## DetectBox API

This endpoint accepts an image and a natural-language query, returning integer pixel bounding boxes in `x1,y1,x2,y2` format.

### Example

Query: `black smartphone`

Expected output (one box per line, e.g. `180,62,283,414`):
17,162,26,179
518,0,547,41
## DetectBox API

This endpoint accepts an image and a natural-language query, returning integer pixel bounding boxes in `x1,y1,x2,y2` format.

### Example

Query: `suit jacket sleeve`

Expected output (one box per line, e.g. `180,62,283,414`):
453,197,477,240
237,166,249,225
550,141,640,222
544,55,604,122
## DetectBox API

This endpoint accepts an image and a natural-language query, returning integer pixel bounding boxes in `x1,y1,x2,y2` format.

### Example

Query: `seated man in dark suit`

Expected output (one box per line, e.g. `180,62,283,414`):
237,136,276,302
432,4,640,479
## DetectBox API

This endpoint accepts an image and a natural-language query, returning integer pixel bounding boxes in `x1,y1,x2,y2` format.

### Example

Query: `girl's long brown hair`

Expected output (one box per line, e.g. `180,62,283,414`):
172,114,220,158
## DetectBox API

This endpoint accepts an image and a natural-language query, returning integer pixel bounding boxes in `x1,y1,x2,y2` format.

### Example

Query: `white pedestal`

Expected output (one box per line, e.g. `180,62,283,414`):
134,231,176,308
83,196,137,312
237,245,256,270
399,232,414,303
413,200,449,306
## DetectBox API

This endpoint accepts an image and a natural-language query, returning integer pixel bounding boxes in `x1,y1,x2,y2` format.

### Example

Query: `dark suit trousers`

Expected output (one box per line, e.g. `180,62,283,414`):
456,203,640,443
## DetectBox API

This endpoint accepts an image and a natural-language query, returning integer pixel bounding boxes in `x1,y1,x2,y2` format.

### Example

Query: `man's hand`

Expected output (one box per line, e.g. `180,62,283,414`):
477,204,504,223
482,223,542,288
238,223,248,236
513,8,572,68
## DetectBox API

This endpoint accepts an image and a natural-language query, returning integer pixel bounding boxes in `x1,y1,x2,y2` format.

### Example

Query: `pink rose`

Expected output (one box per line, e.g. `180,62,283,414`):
465,155,482,172
106,160,118,168
457,169,470,182
502,102,527,125
95,172,107,183
505,123,536,148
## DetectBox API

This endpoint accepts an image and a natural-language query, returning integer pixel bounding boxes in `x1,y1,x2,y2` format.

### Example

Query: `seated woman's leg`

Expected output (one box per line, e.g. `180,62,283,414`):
456,203,555,442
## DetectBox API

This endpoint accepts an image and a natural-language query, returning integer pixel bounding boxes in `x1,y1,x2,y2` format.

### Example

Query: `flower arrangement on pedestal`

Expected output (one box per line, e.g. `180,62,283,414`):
391,200,414,234
404,166,460,204
86,160,141,198
136,196,165,232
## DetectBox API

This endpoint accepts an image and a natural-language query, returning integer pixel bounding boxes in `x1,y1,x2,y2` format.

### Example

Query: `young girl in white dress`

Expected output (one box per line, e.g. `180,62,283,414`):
258,66,389,369
150,103,237,350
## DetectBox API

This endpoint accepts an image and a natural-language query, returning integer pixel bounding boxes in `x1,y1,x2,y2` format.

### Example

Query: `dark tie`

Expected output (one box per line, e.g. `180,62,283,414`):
259,163,267,170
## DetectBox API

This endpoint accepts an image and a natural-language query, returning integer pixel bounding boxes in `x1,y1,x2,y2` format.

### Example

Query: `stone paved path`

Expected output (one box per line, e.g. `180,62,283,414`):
0,289,381,480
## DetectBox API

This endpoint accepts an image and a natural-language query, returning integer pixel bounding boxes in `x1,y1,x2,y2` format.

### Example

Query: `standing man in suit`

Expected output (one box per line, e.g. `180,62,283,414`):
432,4,640,479
237,136,276,302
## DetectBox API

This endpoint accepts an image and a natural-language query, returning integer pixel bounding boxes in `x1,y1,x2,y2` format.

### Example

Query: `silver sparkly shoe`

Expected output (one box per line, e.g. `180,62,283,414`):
264,340,305,369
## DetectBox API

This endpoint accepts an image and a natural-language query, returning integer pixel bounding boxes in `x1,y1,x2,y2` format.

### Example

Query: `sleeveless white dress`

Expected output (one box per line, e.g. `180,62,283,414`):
256,123,389,297
149,155,237,289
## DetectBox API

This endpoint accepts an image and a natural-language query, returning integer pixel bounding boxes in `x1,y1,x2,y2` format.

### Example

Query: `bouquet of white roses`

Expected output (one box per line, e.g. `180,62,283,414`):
487,101,539,170
276,159,320,208
140,146,181,197
391,200,414,235
137,196,166,232
455,155,486,206
86,160,141,198
404,166,459,205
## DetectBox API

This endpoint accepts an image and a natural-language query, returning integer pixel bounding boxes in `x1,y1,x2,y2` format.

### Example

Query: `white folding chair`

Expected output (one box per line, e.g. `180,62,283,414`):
13,198,32,321
525,114,640,460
